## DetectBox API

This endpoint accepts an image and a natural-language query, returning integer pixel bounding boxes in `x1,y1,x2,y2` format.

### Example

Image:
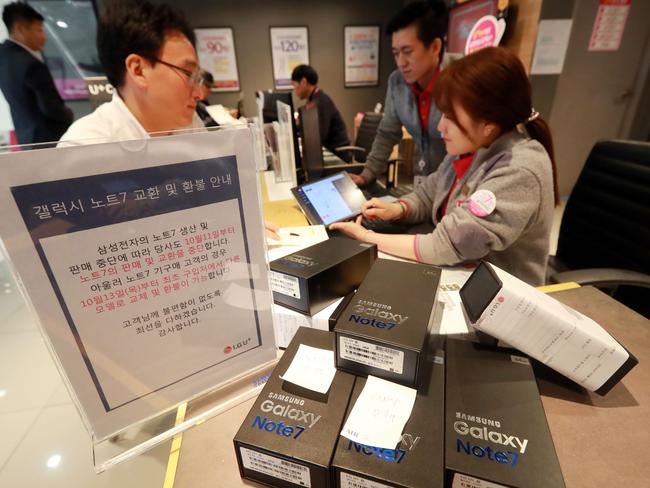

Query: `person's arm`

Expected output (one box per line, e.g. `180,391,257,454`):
356,75,404,185
264,220,280,241
415,165,543,265
329,217,417,261
25,61,73,125
336,160,545,266
394,160,451,223
330,182,432,261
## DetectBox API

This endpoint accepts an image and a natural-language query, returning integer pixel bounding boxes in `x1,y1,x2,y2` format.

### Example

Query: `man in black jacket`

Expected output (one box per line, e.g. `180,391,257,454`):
0,2,73,146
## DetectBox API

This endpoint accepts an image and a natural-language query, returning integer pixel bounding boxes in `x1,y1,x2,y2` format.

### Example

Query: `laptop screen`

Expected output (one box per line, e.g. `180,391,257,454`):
291,172,367,226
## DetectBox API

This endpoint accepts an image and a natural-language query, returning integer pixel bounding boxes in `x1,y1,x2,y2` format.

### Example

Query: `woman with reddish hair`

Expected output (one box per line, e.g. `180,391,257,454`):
331,47,558,285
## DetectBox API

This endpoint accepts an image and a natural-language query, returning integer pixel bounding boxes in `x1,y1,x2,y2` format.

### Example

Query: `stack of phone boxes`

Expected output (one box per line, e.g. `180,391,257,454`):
269,237,377,316
234,328,356,488
234,257,566,487
330,348,446,488
329,257,444,487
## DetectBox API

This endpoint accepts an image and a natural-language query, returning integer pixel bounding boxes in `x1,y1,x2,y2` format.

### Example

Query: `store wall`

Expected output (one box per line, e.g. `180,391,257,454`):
147,0,404,132
529,0,576,120
536,0,649,196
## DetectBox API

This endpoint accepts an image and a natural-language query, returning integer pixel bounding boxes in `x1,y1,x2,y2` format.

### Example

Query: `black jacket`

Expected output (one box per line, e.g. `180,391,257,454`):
308,88,351,161
0,40,73,145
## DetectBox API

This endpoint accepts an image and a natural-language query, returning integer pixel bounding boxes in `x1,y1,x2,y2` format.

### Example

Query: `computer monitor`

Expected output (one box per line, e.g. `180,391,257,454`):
447,0,500,54
298,103,366,182
298,103,325,180
261,91,292,122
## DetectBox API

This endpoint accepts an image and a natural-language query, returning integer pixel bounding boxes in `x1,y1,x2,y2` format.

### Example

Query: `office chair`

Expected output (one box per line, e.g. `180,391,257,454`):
335,111,383,163
547,139,650,317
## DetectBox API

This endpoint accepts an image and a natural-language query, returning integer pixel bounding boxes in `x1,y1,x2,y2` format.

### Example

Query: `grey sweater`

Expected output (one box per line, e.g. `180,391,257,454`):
400,130,555,286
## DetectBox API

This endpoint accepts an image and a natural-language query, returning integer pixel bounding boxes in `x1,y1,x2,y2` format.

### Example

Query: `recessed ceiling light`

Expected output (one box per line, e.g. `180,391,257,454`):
56,20,68,29
0,389,7,398
46,454,62,469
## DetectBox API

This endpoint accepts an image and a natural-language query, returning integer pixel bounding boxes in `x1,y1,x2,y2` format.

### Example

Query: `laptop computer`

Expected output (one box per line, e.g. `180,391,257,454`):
291,172,366,226
291,172,412,234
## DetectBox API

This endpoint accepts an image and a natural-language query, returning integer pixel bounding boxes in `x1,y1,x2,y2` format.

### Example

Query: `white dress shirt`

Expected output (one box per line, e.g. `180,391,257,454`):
58,93,205,146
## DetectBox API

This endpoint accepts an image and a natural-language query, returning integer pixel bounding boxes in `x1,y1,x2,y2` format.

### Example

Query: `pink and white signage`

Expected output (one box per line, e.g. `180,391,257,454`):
464,15,506,55
588,0,631,52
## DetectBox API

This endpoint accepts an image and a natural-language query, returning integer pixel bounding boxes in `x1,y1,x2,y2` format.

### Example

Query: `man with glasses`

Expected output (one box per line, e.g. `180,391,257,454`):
58,0,205,146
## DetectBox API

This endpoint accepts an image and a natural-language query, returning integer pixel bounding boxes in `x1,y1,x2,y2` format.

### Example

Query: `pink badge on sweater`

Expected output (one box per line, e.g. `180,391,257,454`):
469,189,496,217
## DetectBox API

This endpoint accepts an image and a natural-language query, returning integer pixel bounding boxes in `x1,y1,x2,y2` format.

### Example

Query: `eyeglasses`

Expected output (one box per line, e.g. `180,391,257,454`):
149,56,205,86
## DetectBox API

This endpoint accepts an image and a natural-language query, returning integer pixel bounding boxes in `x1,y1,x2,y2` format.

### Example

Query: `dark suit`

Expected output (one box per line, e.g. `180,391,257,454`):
0,40,73,145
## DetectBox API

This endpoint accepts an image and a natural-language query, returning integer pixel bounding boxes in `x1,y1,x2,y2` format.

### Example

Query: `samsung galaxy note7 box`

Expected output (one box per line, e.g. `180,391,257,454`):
331,350,445,488
445,338,565,488
270,237,377,316
234,328,356,488
328,291,355,331
459,261,638,395
334,259,440,386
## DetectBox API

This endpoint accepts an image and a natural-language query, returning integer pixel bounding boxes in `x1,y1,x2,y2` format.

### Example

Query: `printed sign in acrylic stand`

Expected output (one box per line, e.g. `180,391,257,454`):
0,126,278,472
275,100,298,186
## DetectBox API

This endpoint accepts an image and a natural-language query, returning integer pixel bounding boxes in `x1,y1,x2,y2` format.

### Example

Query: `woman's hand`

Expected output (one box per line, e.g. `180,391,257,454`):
329,216,372,241
264,220,280,241
362,198,404,221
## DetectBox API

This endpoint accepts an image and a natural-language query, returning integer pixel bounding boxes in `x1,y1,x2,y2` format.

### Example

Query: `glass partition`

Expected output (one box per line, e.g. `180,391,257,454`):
0,125,278,471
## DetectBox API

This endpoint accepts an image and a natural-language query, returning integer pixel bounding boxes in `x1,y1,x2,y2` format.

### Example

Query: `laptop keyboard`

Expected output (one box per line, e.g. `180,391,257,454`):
361,216,409,234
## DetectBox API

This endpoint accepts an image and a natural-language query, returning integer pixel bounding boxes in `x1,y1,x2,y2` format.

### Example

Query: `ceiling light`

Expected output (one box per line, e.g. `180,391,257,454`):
46,454,62,469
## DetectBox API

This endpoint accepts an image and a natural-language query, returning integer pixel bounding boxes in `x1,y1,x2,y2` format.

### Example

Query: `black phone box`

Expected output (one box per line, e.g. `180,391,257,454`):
331,349,445,488
270,237,377,316
234,328,356,488
333,259,441,386
444,338,565,488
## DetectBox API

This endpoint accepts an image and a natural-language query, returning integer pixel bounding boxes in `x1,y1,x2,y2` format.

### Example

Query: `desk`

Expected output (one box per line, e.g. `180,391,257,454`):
170,286,650,487
259,172,307,227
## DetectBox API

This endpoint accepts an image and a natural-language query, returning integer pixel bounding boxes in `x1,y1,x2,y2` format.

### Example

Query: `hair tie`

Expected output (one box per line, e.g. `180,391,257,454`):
526,109,540,124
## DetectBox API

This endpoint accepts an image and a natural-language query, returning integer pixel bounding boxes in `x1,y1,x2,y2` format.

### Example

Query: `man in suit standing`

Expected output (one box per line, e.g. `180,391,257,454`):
0,2,73,146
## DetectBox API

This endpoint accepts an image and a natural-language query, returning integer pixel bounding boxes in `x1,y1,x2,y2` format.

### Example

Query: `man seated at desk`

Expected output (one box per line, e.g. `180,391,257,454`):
350,0,449,188
58,0,280,242
291,64,352,162
58,0,205,145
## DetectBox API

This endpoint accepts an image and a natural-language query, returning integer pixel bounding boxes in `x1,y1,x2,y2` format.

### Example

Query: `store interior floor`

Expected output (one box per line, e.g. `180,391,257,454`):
0,201,567,487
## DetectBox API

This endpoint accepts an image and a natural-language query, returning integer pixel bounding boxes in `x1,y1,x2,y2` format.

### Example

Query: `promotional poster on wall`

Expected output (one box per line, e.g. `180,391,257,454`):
270,27,310,90
344,25,380,87
195,27,241,92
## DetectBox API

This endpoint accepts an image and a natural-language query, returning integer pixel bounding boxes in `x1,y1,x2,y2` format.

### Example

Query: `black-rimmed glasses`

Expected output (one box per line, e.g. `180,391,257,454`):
149,56,205,86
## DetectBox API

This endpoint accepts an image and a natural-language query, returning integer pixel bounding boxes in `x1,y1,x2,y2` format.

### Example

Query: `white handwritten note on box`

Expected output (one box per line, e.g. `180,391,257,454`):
280,344,337,393
340,375,417,449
